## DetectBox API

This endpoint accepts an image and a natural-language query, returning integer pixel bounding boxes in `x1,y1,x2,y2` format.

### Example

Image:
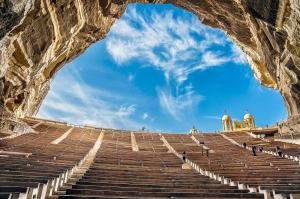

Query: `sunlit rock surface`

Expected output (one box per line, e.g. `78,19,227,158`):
0,0,300,133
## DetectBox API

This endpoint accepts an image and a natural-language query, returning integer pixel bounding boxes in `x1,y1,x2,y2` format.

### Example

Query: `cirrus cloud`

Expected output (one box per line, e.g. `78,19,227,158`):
106,5,247,85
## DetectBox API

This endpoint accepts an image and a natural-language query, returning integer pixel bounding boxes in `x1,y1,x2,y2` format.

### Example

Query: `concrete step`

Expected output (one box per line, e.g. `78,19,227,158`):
48,191,65,199
67,177,82,184
54,191,65,195
49,131,103,199
58,185,72,191
74,170,87,173
71,174,85,178
74,168,89,172
73,170,88,174
47,196,59,199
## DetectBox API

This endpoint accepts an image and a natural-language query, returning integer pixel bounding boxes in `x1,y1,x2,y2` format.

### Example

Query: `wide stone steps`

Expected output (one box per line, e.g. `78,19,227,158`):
2,119,300,199
47,167,86,199
59,191,263,198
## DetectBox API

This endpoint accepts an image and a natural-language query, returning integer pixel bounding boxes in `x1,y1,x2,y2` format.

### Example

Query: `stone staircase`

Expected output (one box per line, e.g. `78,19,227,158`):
47,131,104,199
58,131,263,199
1,118,300,199
48,164,89,198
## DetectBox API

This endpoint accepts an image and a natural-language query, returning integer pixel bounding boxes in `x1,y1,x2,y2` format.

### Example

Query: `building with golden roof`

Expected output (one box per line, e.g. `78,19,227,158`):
222,113,256,132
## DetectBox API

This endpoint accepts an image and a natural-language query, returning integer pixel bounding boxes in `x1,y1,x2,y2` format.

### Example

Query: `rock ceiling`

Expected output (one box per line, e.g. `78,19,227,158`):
0,0,299,133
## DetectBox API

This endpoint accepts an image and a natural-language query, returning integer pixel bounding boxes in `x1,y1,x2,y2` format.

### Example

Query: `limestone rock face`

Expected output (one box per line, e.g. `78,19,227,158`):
0,0,300,133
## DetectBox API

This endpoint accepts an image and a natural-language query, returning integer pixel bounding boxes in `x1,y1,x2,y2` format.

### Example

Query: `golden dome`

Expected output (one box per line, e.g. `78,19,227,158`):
222,115,231,121
244,113,253,120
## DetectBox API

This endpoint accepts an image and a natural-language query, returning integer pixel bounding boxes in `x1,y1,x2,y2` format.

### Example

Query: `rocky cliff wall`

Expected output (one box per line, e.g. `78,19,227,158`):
0,0,300,133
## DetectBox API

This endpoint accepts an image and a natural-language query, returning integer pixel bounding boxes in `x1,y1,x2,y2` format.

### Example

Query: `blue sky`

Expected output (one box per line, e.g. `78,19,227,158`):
37,4,287,133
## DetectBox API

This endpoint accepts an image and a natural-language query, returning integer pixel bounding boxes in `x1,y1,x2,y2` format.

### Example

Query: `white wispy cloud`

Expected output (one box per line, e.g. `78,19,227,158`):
202,51,230,67
106,5,246,85
105,5,248,120
203,115,222,120
142,112,149,120
116,105,136,117
37,66,143,130
128,73,135,81
231,44,248,64
157,85,203,120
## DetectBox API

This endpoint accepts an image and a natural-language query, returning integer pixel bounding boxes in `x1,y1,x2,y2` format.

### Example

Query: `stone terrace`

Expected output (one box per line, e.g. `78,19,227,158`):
224,131,300,158
0,117,299,199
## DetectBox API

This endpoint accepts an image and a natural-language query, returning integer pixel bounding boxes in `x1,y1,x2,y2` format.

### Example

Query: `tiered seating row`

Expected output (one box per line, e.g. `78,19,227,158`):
60,131,263,198
0,120,99,199
163,133,300,199
0,117,299,199
225,132,300,157
0,133,10,138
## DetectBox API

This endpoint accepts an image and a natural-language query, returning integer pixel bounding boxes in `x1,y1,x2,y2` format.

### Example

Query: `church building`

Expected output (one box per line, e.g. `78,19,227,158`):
222,113,256,132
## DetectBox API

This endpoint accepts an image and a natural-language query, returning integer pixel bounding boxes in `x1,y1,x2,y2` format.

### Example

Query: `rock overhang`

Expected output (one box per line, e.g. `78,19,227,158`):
0,0,299,134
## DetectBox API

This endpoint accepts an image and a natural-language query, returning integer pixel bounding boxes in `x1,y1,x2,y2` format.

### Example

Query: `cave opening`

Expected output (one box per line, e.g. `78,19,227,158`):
36,3,287,133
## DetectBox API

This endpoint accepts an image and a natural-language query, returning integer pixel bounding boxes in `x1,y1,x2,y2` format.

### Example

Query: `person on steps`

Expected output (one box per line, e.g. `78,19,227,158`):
252,146,257,156
182,151,186,162
276,146,283,157
243,142,247,149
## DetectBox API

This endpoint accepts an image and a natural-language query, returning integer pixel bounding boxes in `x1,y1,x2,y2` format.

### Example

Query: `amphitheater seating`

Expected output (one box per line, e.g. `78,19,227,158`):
22,117,41,127
276,133,300,139
1,117,300,198
0,119,99,199
0,133,9,138
167,133,300,198
60,131,263,198
225,131,300,157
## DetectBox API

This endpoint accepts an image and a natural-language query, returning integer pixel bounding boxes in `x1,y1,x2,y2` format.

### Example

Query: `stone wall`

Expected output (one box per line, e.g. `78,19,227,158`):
0,105,31,135
0,0,300,133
